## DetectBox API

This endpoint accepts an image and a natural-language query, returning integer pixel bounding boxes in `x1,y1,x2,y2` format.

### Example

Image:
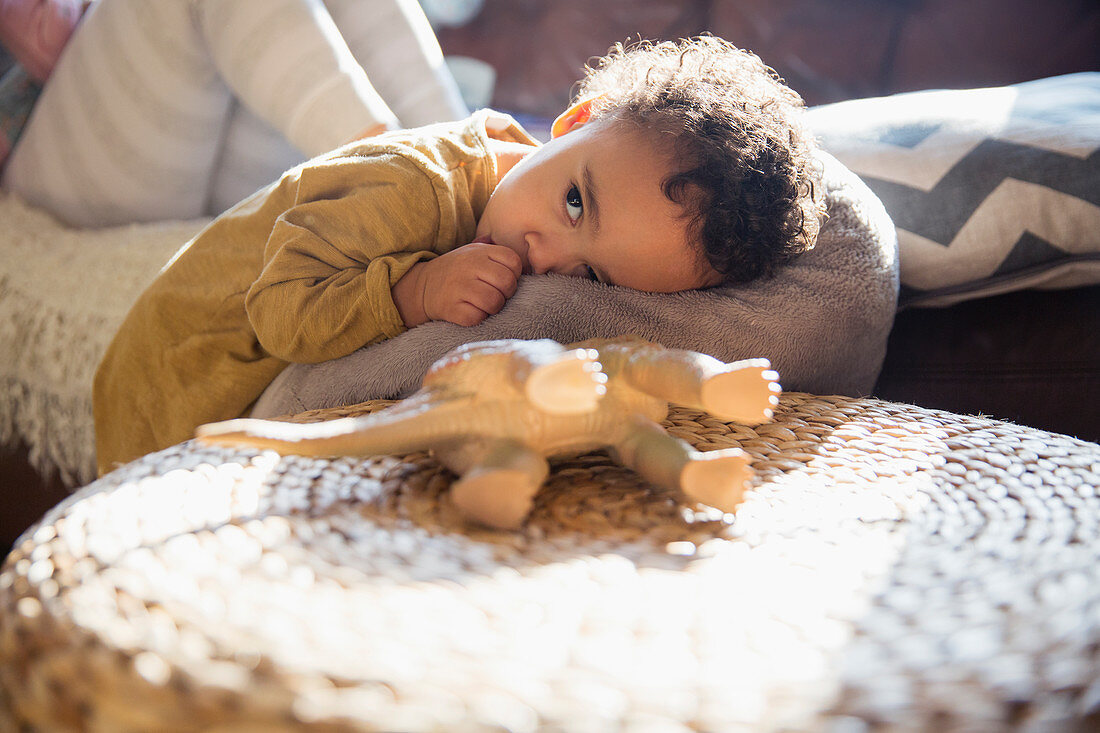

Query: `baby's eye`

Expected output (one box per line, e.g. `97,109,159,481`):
584,265,599,282
565,184,583,222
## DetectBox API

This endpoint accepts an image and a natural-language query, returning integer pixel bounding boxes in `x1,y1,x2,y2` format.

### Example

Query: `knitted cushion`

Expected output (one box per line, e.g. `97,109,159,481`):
3,395,1099,730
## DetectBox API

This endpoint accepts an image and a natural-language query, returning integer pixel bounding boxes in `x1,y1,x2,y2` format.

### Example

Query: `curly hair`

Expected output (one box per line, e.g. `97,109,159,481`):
576,36,826,284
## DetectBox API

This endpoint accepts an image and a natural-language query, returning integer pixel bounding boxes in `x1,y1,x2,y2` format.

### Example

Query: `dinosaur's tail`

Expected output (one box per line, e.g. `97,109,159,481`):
195,394,462,458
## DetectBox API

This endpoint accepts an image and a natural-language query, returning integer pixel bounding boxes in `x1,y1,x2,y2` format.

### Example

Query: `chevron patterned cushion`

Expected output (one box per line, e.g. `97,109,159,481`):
807,72,1100,308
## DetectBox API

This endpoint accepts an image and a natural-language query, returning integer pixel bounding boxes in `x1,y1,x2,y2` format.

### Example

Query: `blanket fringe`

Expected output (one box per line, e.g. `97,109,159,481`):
0,193,205,489
0,275,118,484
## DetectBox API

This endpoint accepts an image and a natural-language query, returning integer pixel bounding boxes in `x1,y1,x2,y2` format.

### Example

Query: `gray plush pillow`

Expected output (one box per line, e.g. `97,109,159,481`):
252,151,898,418
807,72,1100,308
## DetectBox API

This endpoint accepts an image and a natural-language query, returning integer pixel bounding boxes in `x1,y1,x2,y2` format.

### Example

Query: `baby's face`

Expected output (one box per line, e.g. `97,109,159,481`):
475,120,720,292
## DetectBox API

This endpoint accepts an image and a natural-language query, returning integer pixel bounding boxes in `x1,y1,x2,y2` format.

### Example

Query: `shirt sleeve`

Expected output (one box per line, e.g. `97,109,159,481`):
197,0,399,156
244,154,450,363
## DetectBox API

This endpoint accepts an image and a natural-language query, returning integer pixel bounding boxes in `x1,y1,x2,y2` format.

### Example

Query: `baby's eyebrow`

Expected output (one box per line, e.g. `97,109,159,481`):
582,164,601,234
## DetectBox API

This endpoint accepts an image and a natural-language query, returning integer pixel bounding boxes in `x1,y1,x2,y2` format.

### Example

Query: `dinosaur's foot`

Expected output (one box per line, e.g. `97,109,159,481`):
699,360,781,425
679,448,754,514
451,469,541,530
524,348,606,415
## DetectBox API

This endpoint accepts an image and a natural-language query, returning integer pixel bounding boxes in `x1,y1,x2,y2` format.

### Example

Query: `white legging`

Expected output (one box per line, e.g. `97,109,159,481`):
1,0,468,226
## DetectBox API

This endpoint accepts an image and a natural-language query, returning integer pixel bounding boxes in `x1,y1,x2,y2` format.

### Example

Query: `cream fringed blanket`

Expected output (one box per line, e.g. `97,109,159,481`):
0,193,206,484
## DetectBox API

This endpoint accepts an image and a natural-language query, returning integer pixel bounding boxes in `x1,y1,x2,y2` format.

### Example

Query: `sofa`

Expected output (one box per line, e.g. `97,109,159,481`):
2,0,1098,556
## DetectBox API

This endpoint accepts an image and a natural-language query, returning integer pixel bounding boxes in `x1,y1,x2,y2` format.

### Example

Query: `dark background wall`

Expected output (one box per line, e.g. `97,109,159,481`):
436,0,1100,117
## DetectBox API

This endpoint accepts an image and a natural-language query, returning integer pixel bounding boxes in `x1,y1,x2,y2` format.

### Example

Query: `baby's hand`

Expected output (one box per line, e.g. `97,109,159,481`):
393,242,523,328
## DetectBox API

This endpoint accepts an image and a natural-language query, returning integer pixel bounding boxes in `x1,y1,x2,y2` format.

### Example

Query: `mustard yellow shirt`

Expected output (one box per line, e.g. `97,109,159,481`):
93,111,539,475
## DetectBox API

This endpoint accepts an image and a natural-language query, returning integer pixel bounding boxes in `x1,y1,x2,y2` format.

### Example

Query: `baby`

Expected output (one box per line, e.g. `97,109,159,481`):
93,36,826,474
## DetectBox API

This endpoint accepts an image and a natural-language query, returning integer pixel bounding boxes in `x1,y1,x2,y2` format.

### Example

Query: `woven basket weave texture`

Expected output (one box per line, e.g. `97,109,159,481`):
2,393,1099,731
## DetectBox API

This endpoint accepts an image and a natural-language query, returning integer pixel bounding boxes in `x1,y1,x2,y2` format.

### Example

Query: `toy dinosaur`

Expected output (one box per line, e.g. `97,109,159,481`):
197,338,780,529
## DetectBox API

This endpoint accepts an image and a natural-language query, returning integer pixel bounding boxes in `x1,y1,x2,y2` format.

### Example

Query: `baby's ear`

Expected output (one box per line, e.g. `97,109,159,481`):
551,96,601,138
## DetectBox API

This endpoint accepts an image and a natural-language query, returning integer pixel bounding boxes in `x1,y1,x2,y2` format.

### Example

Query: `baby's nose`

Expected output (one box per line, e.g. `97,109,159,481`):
525,234,558,275
528,233,582,277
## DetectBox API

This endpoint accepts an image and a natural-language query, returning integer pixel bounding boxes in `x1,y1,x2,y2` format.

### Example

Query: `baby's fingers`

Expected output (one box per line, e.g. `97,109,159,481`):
447,301,490,327
464,279,510,316
479,259,521,299
485,244,525,280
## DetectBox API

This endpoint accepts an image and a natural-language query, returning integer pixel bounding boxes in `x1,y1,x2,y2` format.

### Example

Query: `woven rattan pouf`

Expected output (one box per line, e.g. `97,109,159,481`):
3,394,1099,731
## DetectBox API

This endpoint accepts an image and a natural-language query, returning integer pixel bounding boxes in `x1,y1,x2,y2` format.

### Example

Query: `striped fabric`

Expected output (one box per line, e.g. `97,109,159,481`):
808,73,1100,308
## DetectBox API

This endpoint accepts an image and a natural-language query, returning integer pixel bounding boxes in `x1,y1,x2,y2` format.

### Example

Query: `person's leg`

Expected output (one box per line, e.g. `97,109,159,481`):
203,0,412,214
1,0,234,226
206,102,302,217
208,0,471,214
197,0,399,159
322,0,468,128
5,0,408,225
